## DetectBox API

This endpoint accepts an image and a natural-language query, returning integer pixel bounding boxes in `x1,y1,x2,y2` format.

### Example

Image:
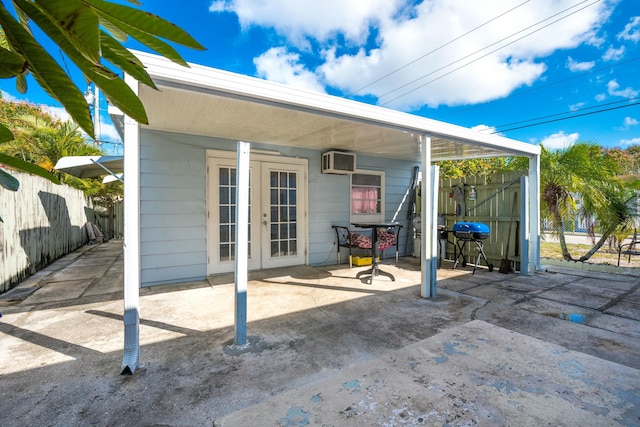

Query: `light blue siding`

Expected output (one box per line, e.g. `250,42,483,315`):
139,129,418,285
139,130,207,286
309,154,417,265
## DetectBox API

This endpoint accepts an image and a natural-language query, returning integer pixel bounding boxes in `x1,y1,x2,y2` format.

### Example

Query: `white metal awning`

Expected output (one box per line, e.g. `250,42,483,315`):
118,51,543,375
54,155,123,178
132,50,540,162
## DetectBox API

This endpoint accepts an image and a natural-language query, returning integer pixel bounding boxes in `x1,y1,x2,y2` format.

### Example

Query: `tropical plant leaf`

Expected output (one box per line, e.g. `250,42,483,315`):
93,10,189,66
25,0,101,64
0,3,95,137
99,16,128,42
627,178,640,191
99,31,156,88
0,46,25,78
17,0,116,84
13,2,31,30
0,153,61,184
0,122,14,143
82,0,205,50
85,62,148,124
0,166,20,191
16,72,27,93
11,1,148,125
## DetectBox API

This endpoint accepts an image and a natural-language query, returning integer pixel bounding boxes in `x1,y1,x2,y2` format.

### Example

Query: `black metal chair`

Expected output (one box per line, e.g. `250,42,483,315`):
332,225,402,267
618,228,639,266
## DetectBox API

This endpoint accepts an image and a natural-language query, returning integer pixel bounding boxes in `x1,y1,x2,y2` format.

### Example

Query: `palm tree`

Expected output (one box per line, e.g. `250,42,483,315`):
14,115,103,175
510,142,633,261
0,1,204,194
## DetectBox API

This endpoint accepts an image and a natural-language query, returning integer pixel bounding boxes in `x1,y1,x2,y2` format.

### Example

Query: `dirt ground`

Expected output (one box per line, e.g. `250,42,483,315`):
1,241,639,426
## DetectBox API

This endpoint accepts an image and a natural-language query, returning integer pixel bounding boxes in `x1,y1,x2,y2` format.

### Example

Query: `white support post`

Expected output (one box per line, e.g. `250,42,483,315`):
519,176,530,275
529,155,542,272
430,165,440,292
420,135,435,298
121,74,141,375
234,141,250,346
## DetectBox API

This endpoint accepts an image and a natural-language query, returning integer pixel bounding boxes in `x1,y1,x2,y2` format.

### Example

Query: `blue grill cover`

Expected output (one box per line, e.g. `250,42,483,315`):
452,222,490,240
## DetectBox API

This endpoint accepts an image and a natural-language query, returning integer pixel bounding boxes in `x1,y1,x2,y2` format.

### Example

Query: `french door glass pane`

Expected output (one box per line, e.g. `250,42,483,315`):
218,167,251,262
269,170,297,257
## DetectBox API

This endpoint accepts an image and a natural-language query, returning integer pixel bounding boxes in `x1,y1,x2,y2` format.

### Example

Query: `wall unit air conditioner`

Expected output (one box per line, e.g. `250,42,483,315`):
321,151,356,174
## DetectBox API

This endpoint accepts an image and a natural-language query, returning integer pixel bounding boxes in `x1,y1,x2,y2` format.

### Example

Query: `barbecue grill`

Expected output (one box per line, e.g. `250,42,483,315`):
452,222,493,273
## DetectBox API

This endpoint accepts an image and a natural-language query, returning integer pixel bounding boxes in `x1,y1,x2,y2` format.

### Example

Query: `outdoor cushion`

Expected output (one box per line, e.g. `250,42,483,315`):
348,229,397,251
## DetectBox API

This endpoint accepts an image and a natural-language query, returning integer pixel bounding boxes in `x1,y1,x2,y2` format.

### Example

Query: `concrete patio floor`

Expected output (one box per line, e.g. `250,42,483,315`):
0,240,639,426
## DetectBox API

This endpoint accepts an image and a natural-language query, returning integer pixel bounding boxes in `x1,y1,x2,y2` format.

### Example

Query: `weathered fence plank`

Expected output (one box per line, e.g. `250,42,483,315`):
438,171,525,271
1,171,93,292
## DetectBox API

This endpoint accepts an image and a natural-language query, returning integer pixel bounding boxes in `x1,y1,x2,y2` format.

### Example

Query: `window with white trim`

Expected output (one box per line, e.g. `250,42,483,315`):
350,171,385,223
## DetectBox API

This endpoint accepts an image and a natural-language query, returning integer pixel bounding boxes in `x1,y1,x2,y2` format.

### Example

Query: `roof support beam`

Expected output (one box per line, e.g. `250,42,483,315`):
121,74,141,375
420,135,438,298
529,155,543,272
234,141,250,346
519,175,530,275
89,158,124,183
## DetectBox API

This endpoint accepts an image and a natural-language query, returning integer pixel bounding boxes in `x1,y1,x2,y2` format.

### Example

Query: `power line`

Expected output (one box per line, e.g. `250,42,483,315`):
380,0,600,106
489,97,640,131
490,100,640,133
439,55,640,119
349,0,531,96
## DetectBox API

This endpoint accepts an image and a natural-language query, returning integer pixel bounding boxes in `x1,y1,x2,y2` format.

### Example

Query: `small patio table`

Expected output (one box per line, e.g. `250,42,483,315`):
351,222,400,284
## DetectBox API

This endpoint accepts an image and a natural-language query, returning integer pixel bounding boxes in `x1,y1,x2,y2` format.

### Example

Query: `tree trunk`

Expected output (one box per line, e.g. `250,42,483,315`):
551,210,573,261
577,232,611,262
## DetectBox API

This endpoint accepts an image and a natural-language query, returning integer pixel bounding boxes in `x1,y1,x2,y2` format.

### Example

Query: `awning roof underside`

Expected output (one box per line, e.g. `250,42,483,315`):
54,155,123,178
132,51,540,163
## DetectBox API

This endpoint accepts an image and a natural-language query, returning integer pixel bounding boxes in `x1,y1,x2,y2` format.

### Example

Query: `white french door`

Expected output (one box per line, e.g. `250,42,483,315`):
207,153,307,274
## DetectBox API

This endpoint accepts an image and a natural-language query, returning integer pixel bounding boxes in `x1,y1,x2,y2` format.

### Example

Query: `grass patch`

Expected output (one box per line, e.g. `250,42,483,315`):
540,240,639,267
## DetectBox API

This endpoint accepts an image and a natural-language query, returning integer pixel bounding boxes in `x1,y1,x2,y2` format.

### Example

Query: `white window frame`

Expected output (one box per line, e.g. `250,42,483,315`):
350,169,385,224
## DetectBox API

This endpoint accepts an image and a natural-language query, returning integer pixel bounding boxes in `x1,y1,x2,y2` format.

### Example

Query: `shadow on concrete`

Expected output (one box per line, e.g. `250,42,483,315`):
7,192,87,291
1,242,639,425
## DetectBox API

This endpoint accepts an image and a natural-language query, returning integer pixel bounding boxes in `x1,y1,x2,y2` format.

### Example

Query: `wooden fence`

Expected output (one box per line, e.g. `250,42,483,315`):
438,170,525,271
0,171,104,292
93,199,124,240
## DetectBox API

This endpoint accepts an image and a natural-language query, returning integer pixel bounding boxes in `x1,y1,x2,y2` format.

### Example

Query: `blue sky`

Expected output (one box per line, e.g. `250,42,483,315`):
1,0,639,155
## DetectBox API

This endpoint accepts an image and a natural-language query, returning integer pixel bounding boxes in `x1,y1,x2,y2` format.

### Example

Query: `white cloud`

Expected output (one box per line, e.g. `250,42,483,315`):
97,116,122,143
1,90,18,102
539,131,579,150
607,79,639,98
210,0,400,46
471,124,497,133
566,57,594,72
569,102,585,112
602,45,625,61
595,93,607,102
41,105,71,123
616,116,639,131
211,0,614,110
253,47,326,93
620,137,640,147
1,91,73,123
618,16,640,42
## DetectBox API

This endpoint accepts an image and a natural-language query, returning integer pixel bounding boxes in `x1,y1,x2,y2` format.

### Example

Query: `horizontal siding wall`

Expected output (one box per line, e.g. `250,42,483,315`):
309,153,418,266
139,129,418,283
139,130,207,286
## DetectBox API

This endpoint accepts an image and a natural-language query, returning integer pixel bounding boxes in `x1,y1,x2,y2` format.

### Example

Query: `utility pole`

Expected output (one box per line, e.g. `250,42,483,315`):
94,85,101,146
84,83,101,147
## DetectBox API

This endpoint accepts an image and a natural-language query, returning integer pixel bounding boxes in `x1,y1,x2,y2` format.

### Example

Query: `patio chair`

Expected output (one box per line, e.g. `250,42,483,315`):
617,228,640,266
332,225,402,267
